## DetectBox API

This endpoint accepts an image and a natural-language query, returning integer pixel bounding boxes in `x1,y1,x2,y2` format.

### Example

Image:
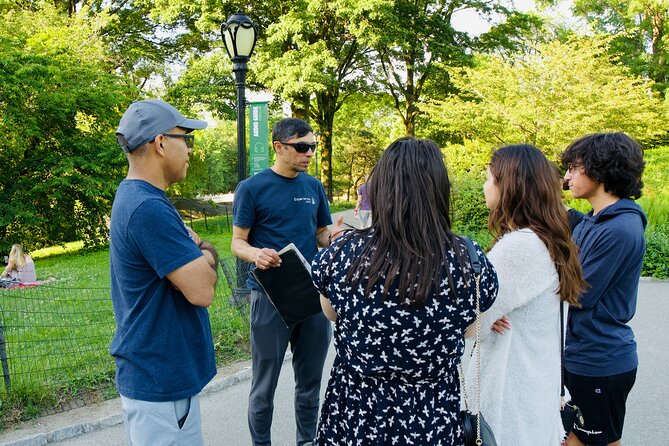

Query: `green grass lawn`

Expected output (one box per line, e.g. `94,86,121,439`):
1,203,357,426
31,216,234,288
0,215,246,427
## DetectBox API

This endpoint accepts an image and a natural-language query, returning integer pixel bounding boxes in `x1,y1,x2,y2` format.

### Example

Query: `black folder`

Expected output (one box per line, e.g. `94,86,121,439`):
251,244,322,327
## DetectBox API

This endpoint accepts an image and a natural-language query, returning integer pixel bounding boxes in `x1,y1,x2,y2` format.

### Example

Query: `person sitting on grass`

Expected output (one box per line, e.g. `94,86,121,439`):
1,244,37,283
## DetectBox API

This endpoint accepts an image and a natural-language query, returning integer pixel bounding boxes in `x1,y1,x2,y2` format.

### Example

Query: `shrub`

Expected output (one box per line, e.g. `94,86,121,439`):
329,200,355,213
443,140,491,177
638,196,669,228
643,225,669,279
451,173,489,237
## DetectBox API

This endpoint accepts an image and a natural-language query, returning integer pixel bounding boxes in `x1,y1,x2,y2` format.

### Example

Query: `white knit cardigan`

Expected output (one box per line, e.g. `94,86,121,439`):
465,229,565,446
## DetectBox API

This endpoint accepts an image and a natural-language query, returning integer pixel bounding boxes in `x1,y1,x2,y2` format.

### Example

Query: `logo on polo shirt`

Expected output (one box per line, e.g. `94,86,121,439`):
294,197,315,204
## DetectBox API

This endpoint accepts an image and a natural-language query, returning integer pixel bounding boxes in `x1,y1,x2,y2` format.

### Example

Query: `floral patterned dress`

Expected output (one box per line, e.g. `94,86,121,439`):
312,231,498,446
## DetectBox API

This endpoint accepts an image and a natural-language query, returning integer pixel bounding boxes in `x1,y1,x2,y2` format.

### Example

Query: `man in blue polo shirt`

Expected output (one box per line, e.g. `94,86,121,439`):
561,132,647,446
110,99,219,445
232,117,344,446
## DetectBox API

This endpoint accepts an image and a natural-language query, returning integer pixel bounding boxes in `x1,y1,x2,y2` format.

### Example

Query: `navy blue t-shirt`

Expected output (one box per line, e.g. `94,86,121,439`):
109,180,216,401
233,169,332,289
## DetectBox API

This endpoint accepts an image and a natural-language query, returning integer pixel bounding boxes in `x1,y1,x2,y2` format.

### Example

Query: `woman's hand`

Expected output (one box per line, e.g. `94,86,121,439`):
491,315,511,334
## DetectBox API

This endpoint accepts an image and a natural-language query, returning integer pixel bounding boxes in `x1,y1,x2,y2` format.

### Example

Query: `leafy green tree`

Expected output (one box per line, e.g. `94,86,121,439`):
426,37,668,160
104,1,215,92
169,122,240,197
330,94,396,199
165,53,237,120
350,0,542,137
8,1,212,93
0,5,135,252
251,0,373,201
548,0,669,96
142,0,374,201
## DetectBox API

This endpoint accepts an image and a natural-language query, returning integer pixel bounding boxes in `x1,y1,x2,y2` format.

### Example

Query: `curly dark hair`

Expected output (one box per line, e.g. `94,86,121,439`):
560,132,645,200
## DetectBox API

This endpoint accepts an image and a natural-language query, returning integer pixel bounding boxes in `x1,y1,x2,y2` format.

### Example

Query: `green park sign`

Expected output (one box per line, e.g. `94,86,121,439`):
249,101,269,176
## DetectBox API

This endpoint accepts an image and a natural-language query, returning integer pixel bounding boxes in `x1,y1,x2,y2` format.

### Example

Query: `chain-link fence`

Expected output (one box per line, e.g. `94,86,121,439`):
219,257,252,324
0,285,116,419
0,257,252,424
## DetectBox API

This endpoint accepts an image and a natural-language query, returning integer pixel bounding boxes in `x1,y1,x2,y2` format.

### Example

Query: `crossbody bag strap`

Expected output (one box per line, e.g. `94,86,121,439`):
462,236,482,275
461,236,483,443
560,302,566,400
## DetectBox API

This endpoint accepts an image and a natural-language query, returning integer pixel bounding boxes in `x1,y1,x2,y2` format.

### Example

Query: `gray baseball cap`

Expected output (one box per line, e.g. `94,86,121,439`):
116,99,208,152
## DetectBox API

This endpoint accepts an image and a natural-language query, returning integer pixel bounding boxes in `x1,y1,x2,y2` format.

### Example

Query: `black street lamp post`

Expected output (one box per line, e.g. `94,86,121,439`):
221,13,258,288
221,13,258,184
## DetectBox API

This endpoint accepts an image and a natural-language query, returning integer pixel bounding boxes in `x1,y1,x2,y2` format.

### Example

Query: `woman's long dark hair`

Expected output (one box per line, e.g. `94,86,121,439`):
345,137,463,305
488,145,585,305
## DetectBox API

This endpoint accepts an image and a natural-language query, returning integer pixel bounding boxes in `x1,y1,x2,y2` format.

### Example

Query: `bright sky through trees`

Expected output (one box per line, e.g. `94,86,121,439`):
452,0,575,35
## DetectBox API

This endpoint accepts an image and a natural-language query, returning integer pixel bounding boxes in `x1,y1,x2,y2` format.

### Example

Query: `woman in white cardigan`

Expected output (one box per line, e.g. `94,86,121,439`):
466,145,586,446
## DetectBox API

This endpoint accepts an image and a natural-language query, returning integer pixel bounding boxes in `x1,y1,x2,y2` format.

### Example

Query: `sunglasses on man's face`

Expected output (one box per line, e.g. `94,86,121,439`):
164,133,195,149
278,141,317,153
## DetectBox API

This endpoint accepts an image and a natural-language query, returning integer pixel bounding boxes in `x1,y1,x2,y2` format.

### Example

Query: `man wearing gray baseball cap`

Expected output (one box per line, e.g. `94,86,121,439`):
110,99,218,445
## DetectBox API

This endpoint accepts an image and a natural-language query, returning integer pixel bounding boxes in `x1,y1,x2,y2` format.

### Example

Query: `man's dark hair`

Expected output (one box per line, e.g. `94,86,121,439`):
561,132,645,200
272,118,313,143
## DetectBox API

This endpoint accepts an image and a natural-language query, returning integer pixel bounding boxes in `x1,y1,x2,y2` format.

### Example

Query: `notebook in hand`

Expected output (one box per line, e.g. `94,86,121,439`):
251,243,322,327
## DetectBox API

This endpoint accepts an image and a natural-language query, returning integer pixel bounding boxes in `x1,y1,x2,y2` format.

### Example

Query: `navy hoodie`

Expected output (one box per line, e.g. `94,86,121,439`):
564,198,647,376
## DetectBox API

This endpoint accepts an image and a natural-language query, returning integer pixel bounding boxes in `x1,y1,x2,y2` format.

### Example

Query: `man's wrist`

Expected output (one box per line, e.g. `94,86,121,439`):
254,248,264,267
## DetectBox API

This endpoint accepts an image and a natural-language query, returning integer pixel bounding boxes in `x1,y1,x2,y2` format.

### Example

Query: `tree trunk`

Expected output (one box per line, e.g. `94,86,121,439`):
346,154,354,201
291,93,311,122
404,116,415,137
314,91,338,202
651,9,667,97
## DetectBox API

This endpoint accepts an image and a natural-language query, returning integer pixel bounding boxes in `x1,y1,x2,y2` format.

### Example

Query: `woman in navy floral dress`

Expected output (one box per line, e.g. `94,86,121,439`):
312,138,498,446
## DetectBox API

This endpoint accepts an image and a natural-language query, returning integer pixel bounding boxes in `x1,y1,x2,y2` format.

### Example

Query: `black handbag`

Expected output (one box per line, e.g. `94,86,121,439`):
461,409,497,446
560,400,585,433
560,303,585,434
460,238,498,446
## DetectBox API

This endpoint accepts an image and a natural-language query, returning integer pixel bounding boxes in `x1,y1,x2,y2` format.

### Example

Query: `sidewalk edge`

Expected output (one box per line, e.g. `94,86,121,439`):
0,365,256,446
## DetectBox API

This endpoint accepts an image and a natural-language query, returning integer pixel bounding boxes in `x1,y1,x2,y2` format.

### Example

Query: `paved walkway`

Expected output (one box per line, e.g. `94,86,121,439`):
0,215,666,445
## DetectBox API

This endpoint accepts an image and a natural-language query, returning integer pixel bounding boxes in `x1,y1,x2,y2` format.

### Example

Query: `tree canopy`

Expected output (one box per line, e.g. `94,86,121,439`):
546,0,669,96
425,37,668,160
1,0,668,252
0,5,135,252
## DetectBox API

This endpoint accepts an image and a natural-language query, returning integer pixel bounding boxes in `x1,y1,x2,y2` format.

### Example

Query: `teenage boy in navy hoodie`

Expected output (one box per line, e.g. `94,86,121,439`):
561,132,647,446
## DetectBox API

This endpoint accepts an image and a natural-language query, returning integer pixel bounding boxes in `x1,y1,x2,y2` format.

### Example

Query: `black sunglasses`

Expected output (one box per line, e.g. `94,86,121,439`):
278,141,317,153
163,133,195,149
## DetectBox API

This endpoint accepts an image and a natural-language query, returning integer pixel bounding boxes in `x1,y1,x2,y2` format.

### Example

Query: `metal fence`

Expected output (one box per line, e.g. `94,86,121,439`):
0,257,252,421
219,257,252,324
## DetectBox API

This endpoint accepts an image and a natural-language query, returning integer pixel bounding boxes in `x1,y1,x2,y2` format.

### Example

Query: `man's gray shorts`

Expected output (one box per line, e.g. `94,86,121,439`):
121,394,204,446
